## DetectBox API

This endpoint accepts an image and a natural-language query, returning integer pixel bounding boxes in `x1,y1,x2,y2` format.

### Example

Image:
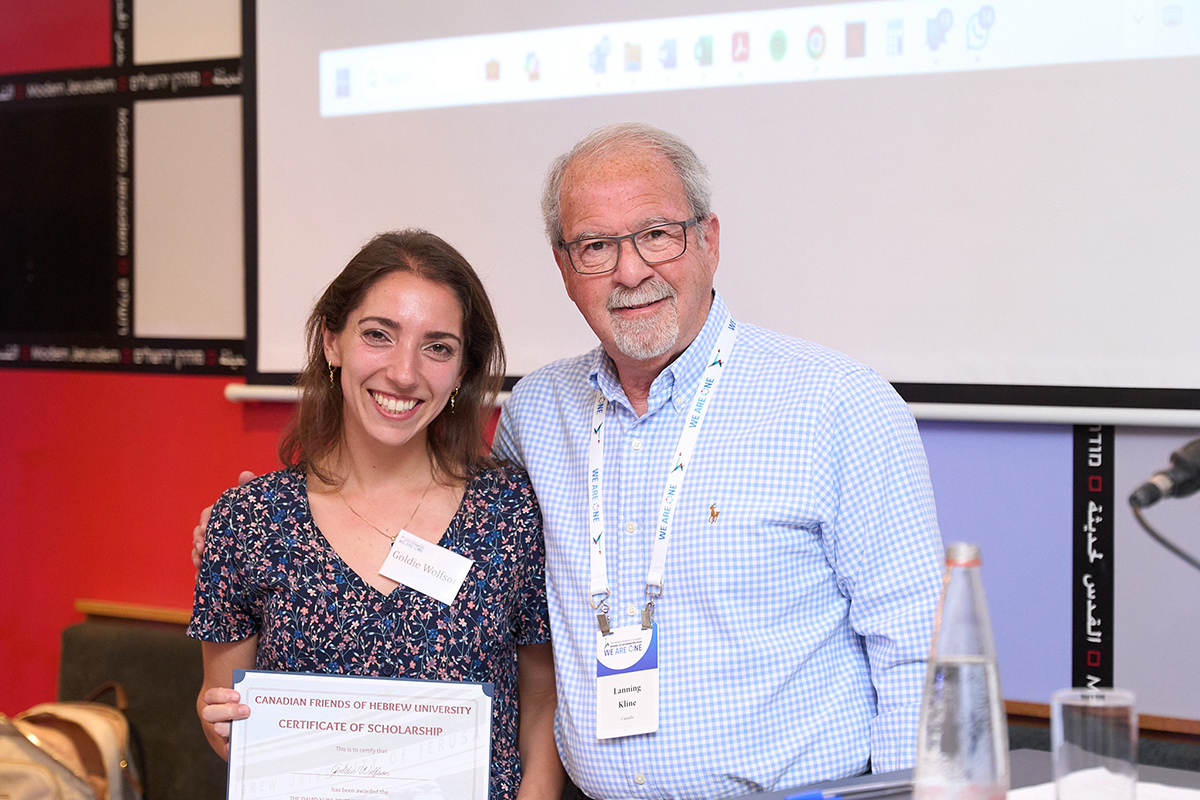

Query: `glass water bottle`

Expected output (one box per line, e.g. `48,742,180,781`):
913,542,1009,800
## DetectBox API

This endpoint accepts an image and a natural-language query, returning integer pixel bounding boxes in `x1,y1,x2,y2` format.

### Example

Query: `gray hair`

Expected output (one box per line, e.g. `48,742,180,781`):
541,122,713,246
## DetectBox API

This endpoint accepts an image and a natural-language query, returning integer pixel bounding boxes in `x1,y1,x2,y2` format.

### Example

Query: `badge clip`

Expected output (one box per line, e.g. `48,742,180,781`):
591,590,612,635
641,583,662,630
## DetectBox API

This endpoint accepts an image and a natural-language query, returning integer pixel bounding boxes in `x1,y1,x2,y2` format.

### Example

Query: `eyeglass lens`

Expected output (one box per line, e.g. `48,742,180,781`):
569,221,689,273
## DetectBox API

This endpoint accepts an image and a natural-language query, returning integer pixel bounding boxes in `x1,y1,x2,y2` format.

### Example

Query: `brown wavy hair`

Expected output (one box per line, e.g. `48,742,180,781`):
278,230,504,485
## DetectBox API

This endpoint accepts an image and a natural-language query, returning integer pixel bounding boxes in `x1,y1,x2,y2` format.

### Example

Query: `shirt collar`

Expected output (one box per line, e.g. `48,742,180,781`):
587,291,733,415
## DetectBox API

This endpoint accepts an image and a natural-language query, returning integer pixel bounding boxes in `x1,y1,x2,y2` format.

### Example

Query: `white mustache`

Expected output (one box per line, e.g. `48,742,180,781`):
607,280,677,311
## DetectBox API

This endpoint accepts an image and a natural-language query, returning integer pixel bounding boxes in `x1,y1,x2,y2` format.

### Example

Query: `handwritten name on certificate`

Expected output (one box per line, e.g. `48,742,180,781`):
228,669,493,800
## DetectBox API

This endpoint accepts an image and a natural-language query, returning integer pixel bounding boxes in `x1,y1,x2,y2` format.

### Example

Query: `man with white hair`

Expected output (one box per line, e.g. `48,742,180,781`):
492,122,943,799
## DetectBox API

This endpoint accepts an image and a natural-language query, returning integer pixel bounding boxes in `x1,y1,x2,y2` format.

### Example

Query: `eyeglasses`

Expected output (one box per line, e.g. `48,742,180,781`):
561,217,701,275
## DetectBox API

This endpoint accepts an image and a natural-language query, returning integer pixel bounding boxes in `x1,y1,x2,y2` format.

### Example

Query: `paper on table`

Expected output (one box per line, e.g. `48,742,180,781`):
1009,779,1200,800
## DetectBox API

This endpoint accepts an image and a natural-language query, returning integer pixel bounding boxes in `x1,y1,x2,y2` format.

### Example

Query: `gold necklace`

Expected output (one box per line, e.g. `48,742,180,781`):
337,475,434,543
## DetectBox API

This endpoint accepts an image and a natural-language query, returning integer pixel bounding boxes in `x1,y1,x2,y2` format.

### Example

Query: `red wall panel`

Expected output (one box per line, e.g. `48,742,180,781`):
0,0,112,75
0,370,291,714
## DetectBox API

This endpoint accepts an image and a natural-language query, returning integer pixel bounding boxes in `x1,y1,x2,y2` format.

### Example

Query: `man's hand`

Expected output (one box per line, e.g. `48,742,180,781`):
192,471,257,568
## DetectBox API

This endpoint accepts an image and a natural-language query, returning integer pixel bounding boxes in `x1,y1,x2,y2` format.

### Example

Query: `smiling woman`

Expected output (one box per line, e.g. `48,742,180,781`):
187,230,566,800
283,230,504,488
324,271,467,476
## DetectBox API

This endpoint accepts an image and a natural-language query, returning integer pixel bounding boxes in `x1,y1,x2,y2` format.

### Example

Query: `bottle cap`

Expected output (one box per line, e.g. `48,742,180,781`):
945,541,981,566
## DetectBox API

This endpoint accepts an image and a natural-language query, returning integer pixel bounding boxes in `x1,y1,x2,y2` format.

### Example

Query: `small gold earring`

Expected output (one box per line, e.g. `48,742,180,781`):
449,386,459,414
328,361,337,389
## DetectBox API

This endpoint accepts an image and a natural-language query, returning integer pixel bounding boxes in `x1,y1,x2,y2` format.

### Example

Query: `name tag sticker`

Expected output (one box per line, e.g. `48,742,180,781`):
595,622,659,739
379,531,473,605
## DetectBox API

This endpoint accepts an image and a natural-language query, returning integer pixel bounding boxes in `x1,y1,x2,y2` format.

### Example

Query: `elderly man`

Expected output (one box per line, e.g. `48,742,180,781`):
491,123,943,800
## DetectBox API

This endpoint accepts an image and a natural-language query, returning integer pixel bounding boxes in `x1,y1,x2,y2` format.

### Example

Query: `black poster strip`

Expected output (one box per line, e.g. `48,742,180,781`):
0,338,245,374
114,0,131,68
116,100,132,337
1072,424,1115,688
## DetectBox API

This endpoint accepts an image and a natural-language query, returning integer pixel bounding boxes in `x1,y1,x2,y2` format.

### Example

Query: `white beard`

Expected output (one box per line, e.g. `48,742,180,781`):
607,279,680,361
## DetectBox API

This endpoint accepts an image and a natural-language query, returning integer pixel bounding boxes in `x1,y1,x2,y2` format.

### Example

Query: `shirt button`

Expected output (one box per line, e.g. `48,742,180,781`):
625,522,636,533
631,439,643,451
627,606,637,616
634,773,646,785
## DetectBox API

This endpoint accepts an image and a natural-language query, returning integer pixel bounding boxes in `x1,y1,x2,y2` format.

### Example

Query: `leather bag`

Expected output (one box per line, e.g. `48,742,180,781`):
0,681,143,800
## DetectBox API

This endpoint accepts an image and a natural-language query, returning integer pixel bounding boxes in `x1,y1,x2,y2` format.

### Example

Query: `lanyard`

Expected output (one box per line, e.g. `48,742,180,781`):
587,316,738,634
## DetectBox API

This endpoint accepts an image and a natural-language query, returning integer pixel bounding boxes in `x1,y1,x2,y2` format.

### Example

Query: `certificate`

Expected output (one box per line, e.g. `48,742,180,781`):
228,669,493,800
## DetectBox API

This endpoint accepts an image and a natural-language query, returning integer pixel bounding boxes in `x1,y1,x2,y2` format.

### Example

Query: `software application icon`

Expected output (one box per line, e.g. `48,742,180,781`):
485,59,500,80
695,35,714,66
966,5,995,50
887,19,904,55
807,25,826,59
625,43,643,71
335,67,350,98
770,29,788,61
927,8,953,50
589,37,612,73
525,52,540,81
660,38,677,69
846,22,866,57
732,32,750,62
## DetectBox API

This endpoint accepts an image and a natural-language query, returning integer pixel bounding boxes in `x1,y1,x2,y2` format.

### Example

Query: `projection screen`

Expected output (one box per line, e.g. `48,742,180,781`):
246,0,1200,411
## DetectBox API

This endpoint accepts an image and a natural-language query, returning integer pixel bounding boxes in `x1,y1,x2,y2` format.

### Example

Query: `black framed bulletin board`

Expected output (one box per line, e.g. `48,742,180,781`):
1,0,246,375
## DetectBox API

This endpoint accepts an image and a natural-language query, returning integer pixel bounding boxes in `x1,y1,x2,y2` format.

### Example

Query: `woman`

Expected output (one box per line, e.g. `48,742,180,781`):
188,230,564,800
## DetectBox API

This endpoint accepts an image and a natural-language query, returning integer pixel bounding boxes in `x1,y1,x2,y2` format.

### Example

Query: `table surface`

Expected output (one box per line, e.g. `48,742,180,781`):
738,749,1200,799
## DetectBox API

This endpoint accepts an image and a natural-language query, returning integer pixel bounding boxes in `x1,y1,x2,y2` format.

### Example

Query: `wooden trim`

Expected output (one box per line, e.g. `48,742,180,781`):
1007,700,1050,721
75,599,191,626
1139,713,1200,739
1006,700,1200,741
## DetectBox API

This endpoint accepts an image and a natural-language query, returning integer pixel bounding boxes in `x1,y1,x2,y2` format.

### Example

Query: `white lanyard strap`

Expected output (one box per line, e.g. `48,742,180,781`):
586,392,611,632
587,316,738,633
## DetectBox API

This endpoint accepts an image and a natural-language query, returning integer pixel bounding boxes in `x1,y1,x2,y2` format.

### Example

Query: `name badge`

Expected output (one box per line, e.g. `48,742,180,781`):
378,531,473,605
595,623,659,739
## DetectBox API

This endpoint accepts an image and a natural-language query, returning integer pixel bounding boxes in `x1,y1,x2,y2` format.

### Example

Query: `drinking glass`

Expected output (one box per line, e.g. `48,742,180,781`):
1051,688,1137,800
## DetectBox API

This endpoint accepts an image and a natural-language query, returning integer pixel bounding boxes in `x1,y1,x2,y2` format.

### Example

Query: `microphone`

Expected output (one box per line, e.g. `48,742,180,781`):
1129,438,1200,509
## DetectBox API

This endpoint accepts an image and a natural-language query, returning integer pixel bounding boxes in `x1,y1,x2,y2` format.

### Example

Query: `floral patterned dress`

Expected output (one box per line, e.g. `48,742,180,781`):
188,465,550,800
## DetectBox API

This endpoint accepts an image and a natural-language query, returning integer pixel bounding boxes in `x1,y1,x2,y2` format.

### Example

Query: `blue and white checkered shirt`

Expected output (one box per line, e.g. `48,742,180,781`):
493,292,943,800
